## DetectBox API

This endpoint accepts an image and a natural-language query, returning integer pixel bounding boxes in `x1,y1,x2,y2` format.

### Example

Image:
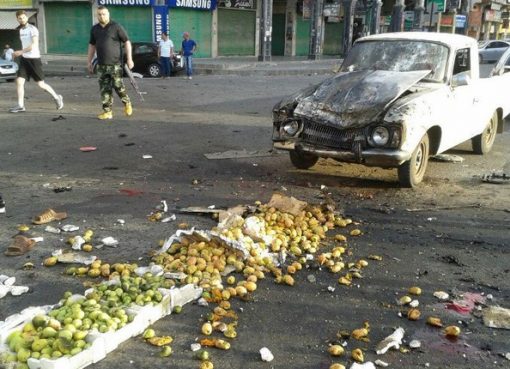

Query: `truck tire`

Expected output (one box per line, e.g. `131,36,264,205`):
398,134,429,188
289,150,319,169
472,111,498,155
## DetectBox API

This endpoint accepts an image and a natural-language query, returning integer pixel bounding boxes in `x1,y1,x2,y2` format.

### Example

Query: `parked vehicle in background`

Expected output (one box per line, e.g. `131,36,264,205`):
0,57,18,82
272,32,510,187
478,40,510,63
129,42,184,77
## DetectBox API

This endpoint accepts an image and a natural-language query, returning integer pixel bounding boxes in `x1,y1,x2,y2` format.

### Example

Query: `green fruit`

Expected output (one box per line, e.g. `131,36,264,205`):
22,322,35,333
70,347,82,356
143,328,155,339
31,339,48,352
58,329,73,341
56,338,73,354
32,315,48,329
31,351,41,359
173,306,182,314
52,350,63,358
73,331,88,340
17,364,29,369
197,350,210,361
160,346,172,357
74,340,86,349
42,327,57,339
41,347,53,355
6,330,22,345
48,318,61,330
40,353,52,359
16,348,31,363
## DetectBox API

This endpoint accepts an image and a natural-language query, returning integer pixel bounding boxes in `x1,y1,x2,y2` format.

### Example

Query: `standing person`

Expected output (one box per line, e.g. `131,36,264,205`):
9,10,63,113
181,32,197,80
158,32,174,79
2,44,14,61
87,6,133,120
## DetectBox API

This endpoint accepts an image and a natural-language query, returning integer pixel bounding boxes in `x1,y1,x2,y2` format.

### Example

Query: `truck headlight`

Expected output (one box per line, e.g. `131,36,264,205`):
282,120,300,136
371,126,390,146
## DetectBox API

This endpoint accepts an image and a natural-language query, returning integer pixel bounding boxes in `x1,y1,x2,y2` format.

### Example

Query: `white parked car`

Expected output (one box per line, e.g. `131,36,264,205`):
272,32,510,187
478,40,510,63
0,57,18,82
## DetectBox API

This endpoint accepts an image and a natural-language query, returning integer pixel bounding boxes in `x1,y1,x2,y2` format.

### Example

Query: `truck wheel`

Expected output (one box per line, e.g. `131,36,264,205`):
289,150,319,169
472,111,498,155
398,134,429,188
148,63,161,78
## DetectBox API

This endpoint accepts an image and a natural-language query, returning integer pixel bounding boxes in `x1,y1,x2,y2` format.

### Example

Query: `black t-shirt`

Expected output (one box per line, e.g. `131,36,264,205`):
89,21,129,65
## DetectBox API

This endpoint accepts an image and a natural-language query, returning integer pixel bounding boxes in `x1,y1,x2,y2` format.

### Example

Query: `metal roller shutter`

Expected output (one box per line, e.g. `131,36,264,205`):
323,21,342,55
218,8,255,56
169,8,212,58
45,2,92,54
107,6,153,42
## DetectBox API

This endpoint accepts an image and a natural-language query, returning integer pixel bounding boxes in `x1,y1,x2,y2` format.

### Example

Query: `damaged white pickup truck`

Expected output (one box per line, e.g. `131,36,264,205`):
272,32,510,187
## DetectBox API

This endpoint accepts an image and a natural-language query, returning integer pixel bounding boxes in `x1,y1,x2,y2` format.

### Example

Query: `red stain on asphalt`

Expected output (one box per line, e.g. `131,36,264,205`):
446,292,486,315
119,188,144,196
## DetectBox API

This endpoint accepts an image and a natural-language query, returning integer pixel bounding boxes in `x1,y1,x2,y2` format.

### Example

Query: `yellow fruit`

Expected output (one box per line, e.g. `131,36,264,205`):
329,364,346,369
334,234,347,242
338,276,351,286
351,328,368,340
283,274,295,286
408,286,422,296
426,316,443,327
444,326,461,337
82,244,93,252
202,322,213,335
43,257,58,267
87,269,100,278
245,281,257,292
351,348,364,363
328,345,345,356
200,361,214,369
350,229,362,236
147,336,174,346
407,308,421,321
398,296,412,305
18,224,30,232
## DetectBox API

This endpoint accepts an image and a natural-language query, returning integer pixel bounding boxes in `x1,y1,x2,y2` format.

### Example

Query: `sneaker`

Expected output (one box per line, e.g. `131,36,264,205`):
9,105,26,113
55,95,64,110
124,103,133,116
188,76,192,80
98,111,113,120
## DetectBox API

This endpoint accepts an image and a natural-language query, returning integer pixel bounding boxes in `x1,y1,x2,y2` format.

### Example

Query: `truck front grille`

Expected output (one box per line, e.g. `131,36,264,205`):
300,119,367,150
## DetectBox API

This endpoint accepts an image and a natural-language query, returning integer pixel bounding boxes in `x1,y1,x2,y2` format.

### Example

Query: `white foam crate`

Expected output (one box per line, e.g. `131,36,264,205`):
1,284,202,369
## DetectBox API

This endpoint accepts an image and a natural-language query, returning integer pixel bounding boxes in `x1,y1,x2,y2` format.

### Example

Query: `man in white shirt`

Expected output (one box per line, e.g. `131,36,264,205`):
9,10,63,113
158,32,174,79
2,44,14,61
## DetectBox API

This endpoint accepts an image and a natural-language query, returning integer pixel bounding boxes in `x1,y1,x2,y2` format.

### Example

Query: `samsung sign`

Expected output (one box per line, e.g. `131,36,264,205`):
97,0,155,5
167,0,217,10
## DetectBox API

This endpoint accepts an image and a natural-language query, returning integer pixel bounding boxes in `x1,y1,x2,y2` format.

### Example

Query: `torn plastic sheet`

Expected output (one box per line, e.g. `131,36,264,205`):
135,264,164,277
482,306,510,329
52,249,97,265
350,363,376,369
376,327,405,355
0,275,29,300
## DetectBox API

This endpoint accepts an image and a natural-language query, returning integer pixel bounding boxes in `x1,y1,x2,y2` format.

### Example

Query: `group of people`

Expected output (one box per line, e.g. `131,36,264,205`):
157,31,197,80
6,6,197,120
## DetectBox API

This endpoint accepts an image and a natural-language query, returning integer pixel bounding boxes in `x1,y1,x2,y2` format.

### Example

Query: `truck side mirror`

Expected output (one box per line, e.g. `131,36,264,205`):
451,73,470,87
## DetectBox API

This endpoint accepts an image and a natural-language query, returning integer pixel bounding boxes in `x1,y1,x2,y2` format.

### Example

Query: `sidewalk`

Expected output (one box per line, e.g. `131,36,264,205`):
41,54,342,77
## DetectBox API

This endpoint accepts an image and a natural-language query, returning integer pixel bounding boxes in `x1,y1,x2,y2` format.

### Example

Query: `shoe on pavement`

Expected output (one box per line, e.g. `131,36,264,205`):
124,102,133,116
55,95,64,110
9,105,26,113
98,111,113,120
188,76,192,80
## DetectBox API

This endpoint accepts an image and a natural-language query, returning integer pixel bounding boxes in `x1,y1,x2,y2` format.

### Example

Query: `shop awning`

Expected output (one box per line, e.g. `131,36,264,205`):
0,11,36,30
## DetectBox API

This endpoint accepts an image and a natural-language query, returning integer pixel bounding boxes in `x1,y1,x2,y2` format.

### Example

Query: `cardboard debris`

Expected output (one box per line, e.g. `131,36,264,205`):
483,306,510,329
204,149,276,160
431,154,464,163
266,193,308,216
52,250,97,265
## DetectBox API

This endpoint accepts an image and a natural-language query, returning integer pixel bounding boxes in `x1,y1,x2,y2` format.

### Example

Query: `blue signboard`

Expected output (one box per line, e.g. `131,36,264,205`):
167,0,217,10
97,0,156,6
153,5,169,42
455,14,467,28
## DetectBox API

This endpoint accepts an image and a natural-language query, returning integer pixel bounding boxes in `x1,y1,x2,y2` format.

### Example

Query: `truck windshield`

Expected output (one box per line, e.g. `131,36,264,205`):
340,40,449,82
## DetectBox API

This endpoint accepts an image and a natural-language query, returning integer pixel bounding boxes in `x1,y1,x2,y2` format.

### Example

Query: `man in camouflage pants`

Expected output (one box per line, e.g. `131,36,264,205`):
87,6,133,120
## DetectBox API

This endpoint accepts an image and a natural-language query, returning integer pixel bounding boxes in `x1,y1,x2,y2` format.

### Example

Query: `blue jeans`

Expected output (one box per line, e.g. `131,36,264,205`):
160,57,171,77
184,55,193,77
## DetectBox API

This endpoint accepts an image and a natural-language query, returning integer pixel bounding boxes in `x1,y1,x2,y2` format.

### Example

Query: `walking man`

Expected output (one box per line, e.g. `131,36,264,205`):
158,32,174,79
9,10,63,113
181,32,197,80
87,6,133,120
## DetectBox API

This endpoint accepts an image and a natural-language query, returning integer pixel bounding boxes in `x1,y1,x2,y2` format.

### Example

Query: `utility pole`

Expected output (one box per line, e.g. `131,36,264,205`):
370,0,383,34
308,0,324,60
342,0,357,56
258,0,273,61
389,0,405,32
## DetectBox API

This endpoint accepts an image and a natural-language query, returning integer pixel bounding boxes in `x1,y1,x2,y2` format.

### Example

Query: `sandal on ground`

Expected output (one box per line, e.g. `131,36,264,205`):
33,208,67,225
5,235,36,256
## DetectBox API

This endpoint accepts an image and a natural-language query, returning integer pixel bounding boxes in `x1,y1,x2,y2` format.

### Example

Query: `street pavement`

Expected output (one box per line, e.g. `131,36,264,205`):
0,74,509,369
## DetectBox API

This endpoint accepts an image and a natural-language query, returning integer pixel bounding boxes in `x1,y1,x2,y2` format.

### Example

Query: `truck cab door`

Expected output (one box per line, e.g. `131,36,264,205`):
441,48,482,151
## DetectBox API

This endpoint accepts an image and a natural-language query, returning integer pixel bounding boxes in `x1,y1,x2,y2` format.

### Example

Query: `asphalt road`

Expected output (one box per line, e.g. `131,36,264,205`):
0,75,509,369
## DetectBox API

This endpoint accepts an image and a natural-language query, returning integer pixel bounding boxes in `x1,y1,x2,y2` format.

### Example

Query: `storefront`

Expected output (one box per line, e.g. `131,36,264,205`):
217,0,256,56
0,0,35,50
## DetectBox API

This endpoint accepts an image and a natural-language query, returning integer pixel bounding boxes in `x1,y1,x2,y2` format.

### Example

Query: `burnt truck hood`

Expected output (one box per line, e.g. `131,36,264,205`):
293,69,431,129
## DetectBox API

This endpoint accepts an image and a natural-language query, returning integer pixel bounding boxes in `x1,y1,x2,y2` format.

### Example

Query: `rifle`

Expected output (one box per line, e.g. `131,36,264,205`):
124,64,145,102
